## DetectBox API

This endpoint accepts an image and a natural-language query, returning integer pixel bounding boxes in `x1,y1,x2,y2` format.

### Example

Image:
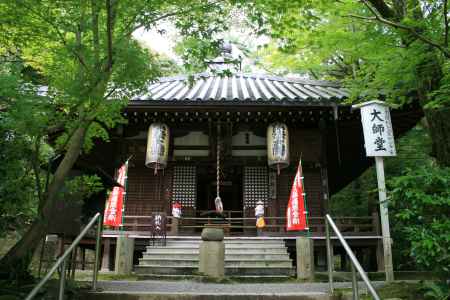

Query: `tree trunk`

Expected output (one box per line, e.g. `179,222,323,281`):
414,51,449,166
0,123,90,279
425,107,450,167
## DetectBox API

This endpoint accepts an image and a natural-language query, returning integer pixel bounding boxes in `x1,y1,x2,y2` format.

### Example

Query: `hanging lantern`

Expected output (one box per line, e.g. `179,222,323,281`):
267,122,290,174
145,123,170,174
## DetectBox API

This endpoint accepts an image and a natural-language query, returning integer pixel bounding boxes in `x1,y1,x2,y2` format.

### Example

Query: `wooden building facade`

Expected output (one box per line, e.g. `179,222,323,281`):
99,72,422,238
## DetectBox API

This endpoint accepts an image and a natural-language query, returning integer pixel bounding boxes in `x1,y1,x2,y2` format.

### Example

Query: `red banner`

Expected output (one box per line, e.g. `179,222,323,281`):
104,164,127,227
286,162,307,231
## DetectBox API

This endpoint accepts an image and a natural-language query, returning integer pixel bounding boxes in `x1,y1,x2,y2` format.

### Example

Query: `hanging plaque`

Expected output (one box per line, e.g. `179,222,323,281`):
354,100,396,157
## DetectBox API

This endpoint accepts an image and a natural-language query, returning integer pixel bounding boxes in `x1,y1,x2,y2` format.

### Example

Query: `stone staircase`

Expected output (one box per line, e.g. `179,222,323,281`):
135,237,294,277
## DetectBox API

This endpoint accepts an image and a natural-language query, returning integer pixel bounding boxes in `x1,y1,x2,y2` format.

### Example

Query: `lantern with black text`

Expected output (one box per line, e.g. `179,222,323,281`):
267,122,290,174
145,123,170,174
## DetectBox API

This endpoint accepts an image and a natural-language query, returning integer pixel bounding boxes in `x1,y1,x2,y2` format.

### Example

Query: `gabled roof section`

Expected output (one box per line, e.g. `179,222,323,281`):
132,73,348,105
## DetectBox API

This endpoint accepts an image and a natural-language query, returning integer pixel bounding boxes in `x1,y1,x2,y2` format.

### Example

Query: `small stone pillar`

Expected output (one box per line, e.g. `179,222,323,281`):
199,228,225,279
296,237,314,280
114,236,134,275
169,217,179,236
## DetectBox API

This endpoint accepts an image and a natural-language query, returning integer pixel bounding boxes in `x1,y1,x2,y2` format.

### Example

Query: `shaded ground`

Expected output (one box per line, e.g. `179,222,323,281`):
94,279,385,295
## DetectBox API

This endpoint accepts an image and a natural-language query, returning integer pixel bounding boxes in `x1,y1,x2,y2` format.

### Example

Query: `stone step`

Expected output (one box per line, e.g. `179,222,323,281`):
139,258,292,268
225,266,294,276
165,240,284,245
142,253,290,260
166,239,284,244
146,244,287,250
135,265,197,275
138,237,294,277
135,265,294,276
84,291,334,300
134,274,292,281
144,248,289,255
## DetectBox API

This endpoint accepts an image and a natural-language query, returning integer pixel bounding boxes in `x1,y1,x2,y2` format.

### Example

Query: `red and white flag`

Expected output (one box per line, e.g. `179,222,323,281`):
286,162,308,231
104,162,127,227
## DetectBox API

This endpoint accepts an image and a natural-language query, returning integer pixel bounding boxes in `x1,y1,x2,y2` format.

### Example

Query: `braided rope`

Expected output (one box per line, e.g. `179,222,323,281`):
215,123,223,213
216,138,220,198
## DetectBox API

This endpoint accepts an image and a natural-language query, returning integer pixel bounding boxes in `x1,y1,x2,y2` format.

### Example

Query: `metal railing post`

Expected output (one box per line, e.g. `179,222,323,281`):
351,262,359,300
326,214,380,300
25,213,101,300
92,214,103,291
58,258,67,300
325,217,334,293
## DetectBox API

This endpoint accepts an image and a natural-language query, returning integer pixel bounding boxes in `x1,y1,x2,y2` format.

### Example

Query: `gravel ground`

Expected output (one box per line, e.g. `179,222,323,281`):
96,280,385,295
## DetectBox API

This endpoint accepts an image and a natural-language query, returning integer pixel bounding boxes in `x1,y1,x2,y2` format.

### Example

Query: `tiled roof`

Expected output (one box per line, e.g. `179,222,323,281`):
132,73,348,105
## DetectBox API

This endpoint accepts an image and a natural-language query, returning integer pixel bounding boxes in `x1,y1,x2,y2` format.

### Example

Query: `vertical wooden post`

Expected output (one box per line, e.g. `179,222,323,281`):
319,118,330,216
375,156,394,281
373,211,385,271
81,247,86,270
101,237,111,271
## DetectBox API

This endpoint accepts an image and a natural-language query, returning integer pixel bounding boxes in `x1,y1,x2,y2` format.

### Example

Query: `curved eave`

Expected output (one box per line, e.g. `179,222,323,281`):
128,99,346,109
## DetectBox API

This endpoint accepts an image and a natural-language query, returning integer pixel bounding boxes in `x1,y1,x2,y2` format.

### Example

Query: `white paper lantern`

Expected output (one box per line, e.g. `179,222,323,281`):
145,123,170,171
267,122,290,172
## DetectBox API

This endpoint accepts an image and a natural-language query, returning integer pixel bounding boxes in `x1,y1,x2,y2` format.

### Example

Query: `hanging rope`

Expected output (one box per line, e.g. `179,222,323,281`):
217,139,220,199
215,123,223,213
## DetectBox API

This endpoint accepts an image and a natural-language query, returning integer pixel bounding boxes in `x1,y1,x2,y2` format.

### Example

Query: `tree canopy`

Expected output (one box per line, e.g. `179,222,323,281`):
252,0,450,165
0,0,237,278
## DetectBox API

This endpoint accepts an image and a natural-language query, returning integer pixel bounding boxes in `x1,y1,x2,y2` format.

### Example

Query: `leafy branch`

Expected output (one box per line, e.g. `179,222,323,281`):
16,1,89,70
444,0,449,48
348,0,450,58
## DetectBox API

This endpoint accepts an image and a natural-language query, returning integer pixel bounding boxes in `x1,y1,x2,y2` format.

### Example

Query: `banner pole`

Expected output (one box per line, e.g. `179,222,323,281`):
299,159,310,237
120,159,130,232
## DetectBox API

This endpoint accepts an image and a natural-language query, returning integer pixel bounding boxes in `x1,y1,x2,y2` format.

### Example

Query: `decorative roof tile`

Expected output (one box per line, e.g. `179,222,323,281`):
132,73,348,105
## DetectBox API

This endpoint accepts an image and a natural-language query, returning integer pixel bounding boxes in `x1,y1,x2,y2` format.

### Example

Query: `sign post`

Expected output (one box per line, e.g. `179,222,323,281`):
353,100,395,282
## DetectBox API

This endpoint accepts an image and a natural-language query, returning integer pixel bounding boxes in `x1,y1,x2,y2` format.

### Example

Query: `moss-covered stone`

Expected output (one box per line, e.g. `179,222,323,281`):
201,228,224,241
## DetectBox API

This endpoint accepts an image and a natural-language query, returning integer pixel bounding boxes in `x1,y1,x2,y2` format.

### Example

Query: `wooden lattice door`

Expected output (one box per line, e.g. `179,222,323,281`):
172,165,197,211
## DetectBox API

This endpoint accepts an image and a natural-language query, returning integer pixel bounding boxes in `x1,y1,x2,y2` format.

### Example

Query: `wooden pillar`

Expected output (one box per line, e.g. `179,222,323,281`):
362,247,371,271
319,118,330,216
376,240,385,271
81,247,86,270
101,237,111,271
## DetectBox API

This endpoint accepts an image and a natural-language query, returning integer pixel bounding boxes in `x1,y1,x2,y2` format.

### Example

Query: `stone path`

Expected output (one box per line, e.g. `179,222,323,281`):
96,280,385,295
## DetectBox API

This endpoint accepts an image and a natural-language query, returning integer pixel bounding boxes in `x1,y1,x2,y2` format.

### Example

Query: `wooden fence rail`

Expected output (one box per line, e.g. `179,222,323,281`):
117,212,380,236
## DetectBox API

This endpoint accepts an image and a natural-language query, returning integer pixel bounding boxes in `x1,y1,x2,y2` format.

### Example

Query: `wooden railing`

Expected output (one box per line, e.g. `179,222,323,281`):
118,212,380,236
120,215,177,234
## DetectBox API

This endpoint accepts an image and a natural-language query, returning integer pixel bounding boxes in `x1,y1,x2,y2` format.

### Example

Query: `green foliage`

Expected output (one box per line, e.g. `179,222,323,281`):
389,166,450,278
60,175,103,202
0,0,236,221
430,61,450,108
0,64,40,235
252,1,450,107
421,281,450,300
331,124,433,217
1,0,261,278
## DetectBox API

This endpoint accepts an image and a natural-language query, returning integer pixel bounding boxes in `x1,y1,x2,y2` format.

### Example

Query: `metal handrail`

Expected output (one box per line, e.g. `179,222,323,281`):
25,213,103,300
325,214,381,300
